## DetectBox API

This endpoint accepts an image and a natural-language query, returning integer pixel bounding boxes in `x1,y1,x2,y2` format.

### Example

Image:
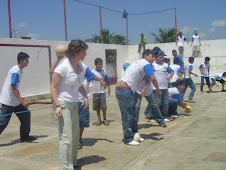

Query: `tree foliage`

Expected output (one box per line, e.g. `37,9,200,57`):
151,28,176,43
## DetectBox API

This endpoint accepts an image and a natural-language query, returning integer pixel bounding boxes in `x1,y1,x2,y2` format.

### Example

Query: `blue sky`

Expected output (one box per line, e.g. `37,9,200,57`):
1,0,226,44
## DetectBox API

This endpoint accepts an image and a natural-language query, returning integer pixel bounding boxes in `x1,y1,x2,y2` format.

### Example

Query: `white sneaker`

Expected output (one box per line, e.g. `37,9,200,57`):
139,137,144,142
126,140,140,146
150,119,157,123
171,115,179,118
164,118,170,122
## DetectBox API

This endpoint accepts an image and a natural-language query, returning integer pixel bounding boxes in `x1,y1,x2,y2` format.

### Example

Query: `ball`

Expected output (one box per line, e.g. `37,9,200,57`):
55,45,67,58
184,105,192,113
134,133,140,142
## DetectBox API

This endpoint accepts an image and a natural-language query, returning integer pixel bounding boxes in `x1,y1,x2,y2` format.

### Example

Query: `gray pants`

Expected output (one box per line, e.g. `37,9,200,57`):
56,101,79,170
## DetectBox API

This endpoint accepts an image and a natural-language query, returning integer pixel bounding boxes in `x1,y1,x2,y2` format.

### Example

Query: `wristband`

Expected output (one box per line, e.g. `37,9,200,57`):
53,105,61,109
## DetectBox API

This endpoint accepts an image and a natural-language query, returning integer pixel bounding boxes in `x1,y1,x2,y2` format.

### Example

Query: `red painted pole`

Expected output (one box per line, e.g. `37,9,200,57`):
63,0,68,41
126,14,129,45
175,8,177,44
8,0,12,38
99,6,103,43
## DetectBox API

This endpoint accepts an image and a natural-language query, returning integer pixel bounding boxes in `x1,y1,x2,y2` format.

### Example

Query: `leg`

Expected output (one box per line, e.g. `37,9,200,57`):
161,89,169,118
131,92,142,133
205,77,211,88
138,43,142,53
143,43,146,51
0,104,13,134
200,76,204,92
15,104,31,139
144,103,151,116
115,87,134,143
181,79,189,99
188,78,196,100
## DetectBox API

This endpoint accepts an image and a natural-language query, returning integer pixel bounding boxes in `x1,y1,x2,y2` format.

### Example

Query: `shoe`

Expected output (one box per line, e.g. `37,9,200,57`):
159,122,167,127
78,140,83,149
103,119,109,126
126,140,140,146
20,136,36,142
139,137,144,142
164,118,170,122
171,115,179,118
149,119,157,123
188,99,196,103
73,164,80,168
96,119,102,126
222,89,226,92
207,90,211,93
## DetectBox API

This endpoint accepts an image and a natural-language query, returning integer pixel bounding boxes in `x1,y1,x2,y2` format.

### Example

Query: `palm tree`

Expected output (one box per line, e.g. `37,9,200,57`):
85,29,126,45
151,28,176,43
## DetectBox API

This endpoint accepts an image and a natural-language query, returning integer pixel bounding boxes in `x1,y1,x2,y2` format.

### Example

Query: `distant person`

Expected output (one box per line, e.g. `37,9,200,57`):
207,72,226,93
176,32,187,56
172,50,184,80
169,57,184,87
182,57,198,103
90,58,111,126
199,57,211,93
0,52,36,142
138,33,147,53
191,30,201,57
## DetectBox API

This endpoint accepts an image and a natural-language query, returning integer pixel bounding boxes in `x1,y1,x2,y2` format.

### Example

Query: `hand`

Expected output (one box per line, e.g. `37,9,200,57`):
82,98,89,109
21,100,29,108
55,107,62,117
157,90,162,98
185,107,191,113
195,74,198,77
166,76,172,81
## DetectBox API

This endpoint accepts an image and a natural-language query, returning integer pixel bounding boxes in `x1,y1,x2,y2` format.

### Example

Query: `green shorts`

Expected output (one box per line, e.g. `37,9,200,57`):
93,93,107,110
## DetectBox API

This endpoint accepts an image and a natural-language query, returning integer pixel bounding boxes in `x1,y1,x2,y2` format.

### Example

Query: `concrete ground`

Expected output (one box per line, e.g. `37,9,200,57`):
0,85,226,170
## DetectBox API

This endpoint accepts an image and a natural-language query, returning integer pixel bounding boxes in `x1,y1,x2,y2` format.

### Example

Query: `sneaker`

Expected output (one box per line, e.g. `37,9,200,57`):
126,140,140,146
20,136,36,142
159,122,167,127
139,137,144,142
188,99,196,103
164,118,170,122
207,90,211,93
96,119,102,126
103,119,109,126
149,119,157,123
171,115,179,118
222,89,226,92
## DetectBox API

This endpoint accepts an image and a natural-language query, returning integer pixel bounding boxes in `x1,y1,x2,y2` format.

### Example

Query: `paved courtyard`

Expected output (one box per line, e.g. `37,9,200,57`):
0,85,226,170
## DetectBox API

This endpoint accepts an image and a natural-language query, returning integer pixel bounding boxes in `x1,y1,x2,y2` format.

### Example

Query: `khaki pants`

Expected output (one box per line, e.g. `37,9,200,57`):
56,101,79,170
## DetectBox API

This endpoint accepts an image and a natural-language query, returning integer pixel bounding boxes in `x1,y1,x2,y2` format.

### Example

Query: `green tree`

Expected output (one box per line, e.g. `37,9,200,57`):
85,29,126,45
151,28,176,43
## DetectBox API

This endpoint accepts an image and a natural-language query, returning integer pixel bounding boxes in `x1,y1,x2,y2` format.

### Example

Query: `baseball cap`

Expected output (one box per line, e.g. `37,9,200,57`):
205,57,210,61
155,51,167,57
123,63,131,71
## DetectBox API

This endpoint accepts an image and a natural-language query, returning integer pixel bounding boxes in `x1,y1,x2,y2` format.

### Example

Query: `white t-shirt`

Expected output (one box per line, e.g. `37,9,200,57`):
168,87,182,102
152,62,173,90
170,64,184,83
77,79,90,102
199,63,210,77
136,76,153,96
211,73,222,80
184,64,193,78
121,59,154,93
177,36,186,47
0,65,22,106
54,58,85,102
91,69,108,94
192,34,200,46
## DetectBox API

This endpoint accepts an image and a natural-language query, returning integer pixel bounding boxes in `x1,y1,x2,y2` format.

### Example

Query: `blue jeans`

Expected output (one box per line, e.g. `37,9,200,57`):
0,104,31,139
182,78,196,100
144,89,169,118
168,98,179,116
115,87,140,143
200,76,210,91
144,93,165,124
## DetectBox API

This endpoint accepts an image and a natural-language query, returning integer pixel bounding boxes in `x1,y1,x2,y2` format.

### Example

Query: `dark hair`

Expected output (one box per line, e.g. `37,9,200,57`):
223,72,226,76
205,57,210,61
176,79,185,87
142,49,152,58
17,52,30,64
163,58,170,63
94,58,103,65
188,57,194,63
67,39,88,58
172,50,177,53
173,57,180,64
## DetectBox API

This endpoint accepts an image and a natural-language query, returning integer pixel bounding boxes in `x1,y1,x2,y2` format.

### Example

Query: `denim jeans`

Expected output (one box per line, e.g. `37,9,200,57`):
115,87,140,143
182,78,196,100
200,76,210,91
0,104,31,139
168,98,179,116
144,93,165,124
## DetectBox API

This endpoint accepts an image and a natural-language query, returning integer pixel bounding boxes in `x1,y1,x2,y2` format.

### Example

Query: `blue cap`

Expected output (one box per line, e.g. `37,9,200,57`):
156,51,167,57
123,63,131,71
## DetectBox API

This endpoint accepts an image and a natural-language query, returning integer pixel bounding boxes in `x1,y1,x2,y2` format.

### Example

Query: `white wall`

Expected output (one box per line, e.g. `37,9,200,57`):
0,38,226,97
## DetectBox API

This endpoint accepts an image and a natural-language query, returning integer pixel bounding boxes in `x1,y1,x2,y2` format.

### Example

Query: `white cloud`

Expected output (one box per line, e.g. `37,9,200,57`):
209,27,216,33
199,33,206,38
212,20,226,27
179,26,190,34
17,22,27,28
26,33,40,40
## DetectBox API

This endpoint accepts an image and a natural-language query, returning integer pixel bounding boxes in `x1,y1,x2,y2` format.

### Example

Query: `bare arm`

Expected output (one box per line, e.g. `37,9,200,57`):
11,85,29,108
79,85,89,108
93,76,107,88
178,101,191,113
49,57,63,74
189,70,198,77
